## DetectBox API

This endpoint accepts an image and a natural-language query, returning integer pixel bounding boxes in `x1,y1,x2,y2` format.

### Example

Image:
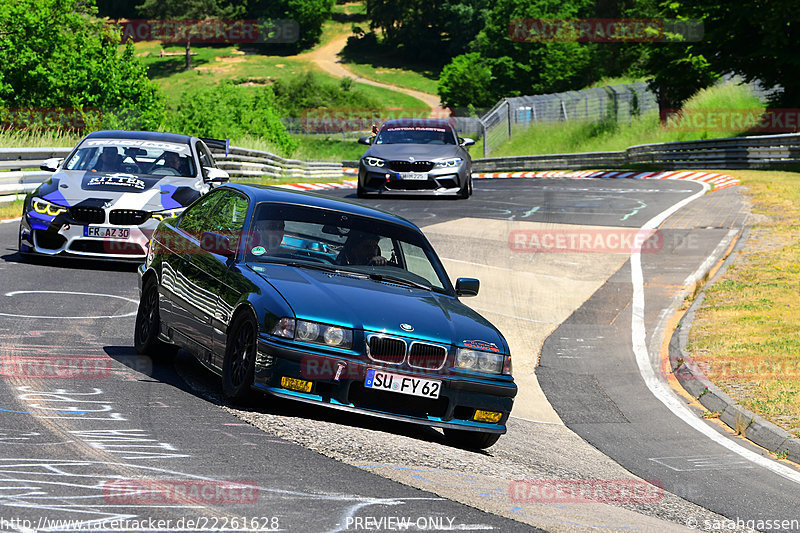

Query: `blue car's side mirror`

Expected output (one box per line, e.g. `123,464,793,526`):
456,278,479,297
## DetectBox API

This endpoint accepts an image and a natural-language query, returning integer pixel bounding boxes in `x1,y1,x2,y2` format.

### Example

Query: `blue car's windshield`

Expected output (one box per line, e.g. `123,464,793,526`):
245,202,451,293
375,126,457,145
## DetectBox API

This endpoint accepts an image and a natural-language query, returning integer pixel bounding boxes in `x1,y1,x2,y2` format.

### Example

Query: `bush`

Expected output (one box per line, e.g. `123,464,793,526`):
437,53,494,109
166,81,296,155
0,0,164,130
271,71,381,117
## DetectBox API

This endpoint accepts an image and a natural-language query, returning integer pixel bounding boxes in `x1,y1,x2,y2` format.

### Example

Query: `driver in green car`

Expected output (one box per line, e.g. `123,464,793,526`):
338,231,388,266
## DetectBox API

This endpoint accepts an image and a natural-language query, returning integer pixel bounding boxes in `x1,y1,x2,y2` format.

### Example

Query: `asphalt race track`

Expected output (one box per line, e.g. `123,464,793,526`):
0,176,798,532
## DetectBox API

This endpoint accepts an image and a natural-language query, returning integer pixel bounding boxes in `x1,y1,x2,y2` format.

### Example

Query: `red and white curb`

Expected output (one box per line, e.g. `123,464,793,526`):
276,180,357,192
472,170,740,191
291,169,740,193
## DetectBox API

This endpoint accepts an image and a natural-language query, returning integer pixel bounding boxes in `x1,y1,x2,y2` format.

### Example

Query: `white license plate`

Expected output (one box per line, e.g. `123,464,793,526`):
397,172,428,180
84,226,131,239
365,369,441,399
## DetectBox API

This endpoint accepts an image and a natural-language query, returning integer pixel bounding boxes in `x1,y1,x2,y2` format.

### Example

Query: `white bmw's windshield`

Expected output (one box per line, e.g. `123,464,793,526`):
65,139,196,177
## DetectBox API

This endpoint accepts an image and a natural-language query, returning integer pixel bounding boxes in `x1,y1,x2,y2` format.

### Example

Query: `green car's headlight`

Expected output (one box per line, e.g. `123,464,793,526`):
31,197,67,217
455,348,512,375
271,318,353,349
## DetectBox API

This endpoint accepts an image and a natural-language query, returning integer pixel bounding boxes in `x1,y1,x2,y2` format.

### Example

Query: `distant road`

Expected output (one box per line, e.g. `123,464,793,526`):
302,33,448,118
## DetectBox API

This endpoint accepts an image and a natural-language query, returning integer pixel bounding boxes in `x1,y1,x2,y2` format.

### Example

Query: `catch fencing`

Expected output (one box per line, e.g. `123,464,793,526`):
477,82,659,157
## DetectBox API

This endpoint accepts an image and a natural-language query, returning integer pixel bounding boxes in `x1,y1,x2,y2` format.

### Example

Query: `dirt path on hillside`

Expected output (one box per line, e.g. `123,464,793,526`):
302,34,448,118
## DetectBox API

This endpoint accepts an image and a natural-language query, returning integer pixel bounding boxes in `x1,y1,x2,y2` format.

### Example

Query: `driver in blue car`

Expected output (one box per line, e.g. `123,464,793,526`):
338,231,387,265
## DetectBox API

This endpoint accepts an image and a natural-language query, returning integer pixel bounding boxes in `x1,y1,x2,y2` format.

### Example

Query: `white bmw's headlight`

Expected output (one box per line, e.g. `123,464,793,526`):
364,157,385,168
31,197,67,217
434,158,462,168
271,318,353,349
455,348,512,375
151,209,184,222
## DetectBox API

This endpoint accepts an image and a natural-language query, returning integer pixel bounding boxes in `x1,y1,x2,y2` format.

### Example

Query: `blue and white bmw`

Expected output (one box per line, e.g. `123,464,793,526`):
18,130,230,261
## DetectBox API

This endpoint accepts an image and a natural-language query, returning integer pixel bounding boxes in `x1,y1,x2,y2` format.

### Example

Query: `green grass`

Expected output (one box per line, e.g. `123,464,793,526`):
688,169,800,438
0,129,81,148
340,62,440,95
232,133,366,161
0,199,23,221
488,81,766,157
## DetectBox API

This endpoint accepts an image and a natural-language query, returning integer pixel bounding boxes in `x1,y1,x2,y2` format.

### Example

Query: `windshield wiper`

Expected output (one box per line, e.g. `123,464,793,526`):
368,273,432,291
282,261,370,278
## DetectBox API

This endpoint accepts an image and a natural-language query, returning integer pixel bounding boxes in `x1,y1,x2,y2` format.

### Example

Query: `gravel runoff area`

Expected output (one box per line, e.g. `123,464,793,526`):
174,354,751,532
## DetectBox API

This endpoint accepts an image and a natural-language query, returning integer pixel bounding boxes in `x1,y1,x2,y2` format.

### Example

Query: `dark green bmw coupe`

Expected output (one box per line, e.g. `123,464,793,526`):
135,183,516,448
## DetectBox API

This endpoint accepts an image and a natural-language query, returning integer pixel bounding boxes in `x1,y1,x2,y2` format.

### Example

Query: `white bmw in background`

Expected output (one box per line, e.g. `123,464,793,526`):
19,130,230,261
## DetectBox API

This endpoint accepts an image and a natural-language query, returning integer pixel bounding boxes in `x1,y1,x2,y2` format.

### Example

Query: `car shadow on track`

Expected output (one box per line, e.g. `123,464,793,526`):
105,344,491,454
2,250,140,272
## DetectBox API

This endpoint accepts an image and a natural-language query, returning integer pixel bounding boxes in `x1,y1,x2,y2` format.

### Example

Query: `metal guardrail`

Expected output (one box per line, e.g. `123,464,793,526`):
3,132,800,199
0,145,346,199
472,132,800,172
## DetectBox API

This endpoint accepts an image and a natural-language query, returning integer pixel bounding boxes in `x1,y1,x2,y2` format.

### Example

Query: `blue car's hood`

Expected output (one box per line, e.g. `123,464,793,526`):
250,263,507,351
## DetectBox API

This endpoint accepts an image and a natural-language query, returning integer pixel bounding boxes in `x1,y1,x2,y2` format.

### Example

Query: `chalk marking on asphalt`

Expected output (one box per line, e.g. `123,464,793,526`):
467,307,558,325
631,184,800,485
509,415,563,426
0,291,138,319
439,257,576,282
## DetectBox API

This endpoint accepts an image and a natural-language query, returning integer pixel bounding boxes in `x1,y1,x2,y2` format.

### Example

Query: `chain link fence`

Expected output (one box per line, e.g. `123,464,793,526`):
477,82,659,157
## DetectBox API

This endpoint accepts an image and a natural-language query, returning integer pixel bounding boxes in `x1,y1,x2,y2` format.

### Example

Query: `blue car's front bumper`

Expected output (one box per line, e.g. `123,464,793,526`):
254,336,516,434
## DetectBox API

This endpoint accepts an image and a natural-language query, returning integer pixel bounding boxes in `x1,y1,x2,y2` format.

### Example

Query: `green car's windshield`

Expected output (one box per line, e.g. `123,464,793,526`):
245,202,451,293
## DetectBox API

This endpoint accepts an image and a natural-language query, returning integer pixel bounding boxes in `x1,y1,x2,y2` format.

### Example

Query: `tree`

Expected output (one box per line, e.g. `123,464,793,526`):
366,0,490,60
136,0,244,69
247,0,334,50
438,0,596,108
437,53,495,109
0,0,164,129
669,0,800,106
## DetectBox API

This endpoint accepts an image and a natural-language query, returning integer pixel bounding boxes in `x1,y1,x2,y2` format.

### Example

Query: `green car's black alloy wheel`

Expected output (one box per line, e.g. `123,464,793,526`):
134,278,178,361
223,314,257,403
